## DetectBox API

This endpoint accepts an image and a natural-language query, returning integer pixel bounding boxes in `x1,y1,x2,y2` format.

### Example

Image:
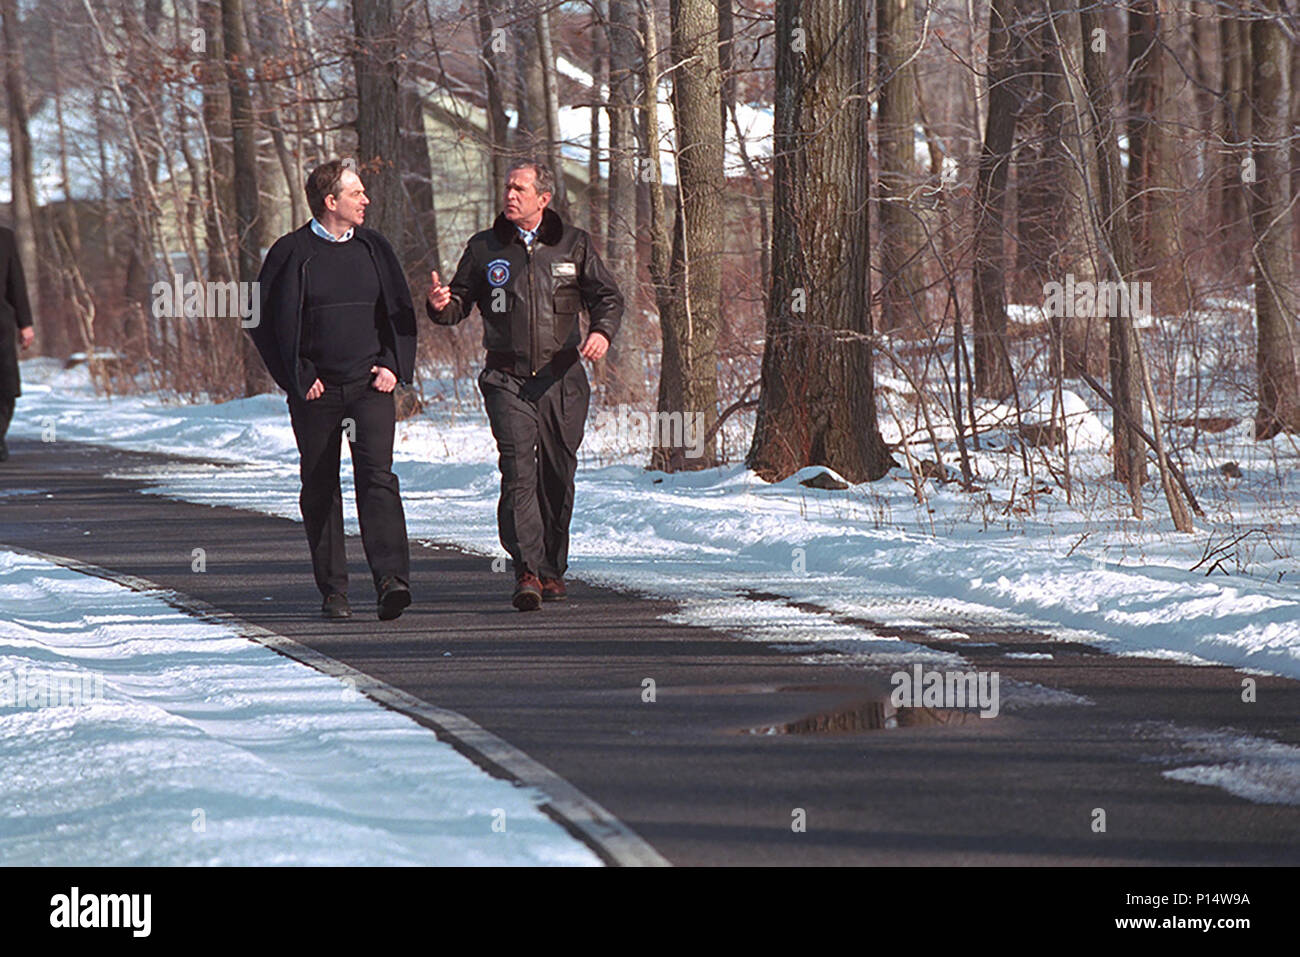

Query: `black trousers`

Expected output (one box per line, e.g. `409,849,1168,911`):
478,359,590,579
0,394,12,441
287,378,410,598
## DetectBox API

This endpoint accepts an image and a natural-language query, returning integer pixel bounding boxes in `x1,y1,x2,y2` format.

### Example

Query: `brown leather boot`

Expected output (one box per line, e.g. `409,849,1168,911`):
540,577,567,601
512,572,543,611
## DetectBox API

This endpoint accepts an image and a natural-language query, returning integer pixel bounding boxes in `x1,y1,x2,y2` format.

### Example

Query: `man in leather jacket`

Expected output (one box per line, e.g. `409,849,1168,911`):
427,160,623,610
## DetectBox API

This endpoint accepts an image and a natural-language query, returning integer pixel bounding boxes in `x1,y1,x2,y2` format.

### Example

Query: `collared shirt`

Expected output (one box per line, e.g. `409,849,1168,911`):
516,221,540,249
310,218,354,243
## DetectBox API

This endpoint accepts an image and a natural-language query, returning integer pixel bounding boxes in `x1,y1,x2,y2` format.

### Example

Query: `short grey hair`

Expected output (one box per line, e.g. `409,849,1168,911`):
507,159,555,197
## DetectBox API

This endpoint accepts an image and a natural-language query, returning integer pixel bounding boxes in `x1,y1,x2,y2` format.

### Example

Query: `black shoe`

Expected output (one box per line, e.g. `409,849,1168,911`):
377,577,411,621
322,593,352,619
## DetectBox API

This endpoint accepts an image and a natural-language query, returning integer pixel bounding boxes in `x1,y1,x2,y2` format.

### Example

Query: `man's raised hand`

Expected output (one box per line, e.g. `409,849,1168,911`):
427,270,451,311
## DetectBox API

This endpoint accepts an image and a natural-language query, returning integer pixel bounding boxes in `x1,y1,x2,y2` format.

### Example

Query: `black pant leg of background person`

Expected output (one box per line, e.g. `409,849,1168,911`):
478,368,546,575
0,394,13,441
288,387,348,597
341,380,410,591
535,361,589,579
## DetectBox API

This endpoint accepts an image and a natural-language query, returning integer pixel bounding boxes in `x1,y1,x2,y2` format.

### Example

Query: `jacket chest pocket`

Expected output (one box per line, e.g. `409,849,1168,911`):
551,286,581,347
553,287,582,315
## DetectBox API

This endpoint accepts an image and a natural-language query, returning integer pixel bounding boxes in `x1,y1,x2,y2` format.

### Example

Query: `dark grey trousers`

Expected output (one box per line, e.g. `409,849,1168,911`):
0,395,12,441
478,360,590,579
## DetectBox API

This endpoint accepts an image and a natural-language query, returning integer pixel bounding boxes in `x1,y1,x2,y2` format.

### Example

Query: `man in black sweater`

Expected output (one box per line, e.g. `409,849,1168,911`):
249,160,416,621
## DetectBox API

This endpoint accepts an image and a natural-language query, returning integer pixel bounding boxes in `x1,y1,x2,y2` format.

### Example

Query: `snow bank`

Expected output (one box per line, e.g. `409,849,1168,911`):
0,546,597,866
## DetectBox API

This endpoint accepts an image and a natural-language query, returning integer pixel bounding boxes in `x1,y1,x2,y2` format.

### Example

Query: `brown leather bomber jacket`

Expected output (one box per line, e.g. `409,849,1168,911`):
427,207,624,377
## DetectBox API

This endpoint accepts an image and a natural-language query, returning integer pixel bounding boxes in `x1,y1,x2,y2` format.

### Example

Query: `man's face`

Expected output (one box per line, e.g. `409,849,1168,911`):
325,169,368,229
504,167,550,229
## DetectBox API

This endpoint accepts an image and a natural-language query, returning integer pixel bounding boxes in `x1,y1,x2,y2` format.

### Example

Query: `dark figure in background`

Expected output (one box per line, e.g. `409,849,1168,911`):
0,226,35,462
427,160,623,611
249,159,417,621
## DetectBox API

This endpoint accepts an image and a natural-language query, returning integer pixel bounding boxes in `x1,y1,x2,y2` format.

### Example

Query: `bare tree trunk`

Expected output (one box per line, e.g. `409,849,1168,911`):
121,0,166,378
477,0,510,200
95,89,116,267
876,0,927,334
50,29,80,261
47,27,83,358
719,0,770,309
200,0,235,288
398,0,439,276
249,0,306,228
512,3,546,153
400,80,440,276
1126,0,1185,314
1025,0,1100,377
1292,26,1300,256
352,0,404,245
605,0,645,402
1249,0,1300,438
284,0,330,163
1040,0,1103,377
971,0,1026,400
1080,1,1146,502
718,0,735,123
1218,1,1252,267
1012,10,1051,303
1190,0,1218,235
221,0,267,395
1293,17,1300,257
652,0,724,471
748,0,893,483
589,0,608,241
639,0,672,320
535,6,568,214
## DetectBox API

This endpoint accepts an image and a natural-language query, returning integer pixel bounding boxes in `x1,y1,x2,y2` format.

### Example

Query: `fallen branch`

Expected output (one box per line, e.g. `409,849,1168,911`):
700,379,761,452
1077,370,1204,518
1190,529,1260,575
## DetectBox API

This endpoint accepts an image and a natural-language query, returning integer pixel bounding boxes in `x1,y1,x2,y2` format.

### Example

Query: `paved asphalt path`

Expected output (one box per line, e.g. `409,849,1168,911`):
2,437,1298,865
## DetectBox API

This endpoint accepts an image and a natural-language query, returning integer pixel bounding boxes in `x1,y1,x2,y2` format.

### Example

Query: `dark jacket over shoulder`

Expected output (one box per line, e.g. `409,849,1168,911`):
427,207,623,377
249,223,416,399
0,226,34,398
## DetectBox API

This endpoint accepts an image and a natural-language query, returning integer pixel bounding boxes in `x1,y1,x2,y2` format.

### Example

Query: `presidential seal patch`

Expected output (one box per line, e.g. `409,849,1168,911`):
486,258,511,287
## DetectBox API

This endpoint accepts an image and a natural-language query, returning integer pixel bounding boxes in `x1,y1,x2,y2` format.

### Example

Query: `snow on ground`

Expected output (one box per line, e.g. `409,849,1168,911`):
6,352,1300,809
0,546,599,866
10,356,1299,685
1137,722,1300,807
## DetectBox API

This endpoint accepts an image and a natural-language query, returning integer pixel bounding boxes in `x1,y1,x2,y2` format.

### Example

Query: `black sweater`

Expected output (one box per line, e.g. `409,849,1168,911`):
250,224,416,399
300,233,395,385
